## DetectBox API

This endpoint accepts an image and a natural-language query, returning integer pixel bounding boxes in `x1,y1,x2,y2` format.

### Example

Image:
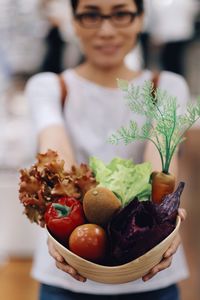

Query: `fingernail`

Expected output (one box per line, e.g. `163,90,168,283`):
78,276,86,282
164,251,171,258
57,256,64,262
143,276,149,282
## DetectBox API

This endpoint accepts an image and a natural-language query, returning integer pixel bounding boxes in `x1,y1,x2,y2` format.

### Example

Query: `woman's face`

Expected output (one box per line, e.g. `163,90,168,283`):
73,0,144,69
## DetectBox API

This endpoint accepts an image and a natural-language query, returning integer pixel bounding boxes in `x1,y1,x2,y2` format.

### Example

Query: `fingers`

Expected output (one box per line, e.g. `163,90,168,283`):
56,261,86,282
178,208,187,222
47,238,64,263
142,256,172,282
47,238,86,282
163,234,181,259
162,208,185,260
142,234,182,282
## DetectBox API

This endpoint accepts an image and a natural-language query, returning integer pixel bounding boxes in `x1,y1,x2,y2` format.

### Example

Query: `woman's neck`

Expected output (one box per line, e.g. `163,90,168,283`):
75,62,140,88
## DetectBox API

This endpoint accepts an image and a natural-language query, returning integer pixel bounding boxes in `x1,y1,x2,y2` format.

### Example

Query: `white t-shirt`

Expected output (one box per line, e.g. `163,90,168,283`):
25,69,189,294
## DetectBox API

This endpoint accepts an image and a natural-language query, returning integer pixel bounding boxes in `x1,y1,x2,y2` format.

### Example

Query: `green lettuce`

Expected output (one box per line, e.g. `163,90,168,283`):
89,157,152,206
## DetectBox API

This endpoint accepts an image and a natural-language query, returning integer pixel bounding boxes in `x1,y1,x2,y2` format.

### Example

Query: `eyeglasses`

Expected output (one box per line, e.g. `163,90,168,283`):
75,11,139,29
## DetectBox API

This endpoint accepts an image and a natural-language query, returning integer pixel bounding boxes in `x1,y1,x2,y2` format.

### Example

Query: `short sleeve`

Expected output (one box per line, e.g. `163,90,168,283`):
25,72,64,134
159,71,190,115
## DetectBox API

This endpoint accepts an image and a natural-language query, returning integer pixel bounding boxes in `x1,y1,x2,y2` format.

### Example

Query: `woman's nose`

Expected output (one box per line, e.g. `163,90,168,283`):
97,19,117,36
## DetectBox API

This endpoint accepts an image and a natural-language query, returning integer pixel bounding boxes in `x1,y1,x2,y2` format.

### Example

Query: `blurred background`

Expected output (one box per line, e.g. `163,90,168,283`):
0,0,199,299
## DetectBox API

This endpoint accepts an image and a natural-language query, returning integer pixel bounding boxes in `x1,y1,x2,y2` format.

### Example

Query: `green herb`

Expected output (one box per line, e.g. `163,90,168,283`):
109,80,200,174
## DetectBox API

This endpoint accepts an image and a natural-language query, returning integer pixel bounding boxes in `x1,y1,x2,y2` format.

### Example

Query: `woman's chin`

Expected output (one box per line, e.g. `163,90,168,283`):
94,58,123,70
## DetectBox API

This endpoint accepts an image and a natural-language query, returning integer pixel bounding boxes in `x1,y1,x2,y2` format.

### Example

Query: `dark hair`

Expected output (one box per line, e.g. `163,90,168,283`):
70,0,144,15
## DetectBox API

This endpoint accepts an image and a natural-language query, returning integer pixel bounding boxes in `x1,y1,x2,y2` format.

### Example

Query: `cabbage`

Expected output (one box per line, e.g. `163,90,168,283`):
89,157,152,206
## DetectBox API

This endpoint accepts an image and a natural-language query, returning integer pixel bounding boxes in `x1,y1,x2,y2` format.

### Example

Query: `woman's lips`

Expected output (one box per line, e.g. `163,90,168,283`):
94,45,120,55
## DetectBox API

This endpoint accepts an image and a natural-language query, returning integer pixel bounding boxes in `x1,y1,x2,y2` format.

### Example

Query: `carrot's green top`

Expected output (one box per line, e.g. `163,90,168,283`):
109,80,200,174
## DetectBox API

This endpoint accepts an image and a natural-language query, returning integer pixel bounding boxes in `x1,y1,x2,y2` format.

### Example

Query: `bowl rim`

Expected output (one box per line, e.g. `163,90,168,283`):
47,216,181,270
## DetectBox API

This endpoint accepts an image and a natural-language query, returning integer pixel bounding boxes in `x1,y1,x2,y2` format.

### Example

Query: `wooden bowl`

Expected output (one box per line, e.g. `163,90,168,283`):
47,216,181,284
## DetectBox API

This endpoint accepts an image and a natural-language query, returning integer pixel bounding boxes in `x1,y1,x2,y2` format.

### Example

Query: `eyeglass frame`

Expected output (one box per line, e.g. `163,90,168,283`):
74,11,140,28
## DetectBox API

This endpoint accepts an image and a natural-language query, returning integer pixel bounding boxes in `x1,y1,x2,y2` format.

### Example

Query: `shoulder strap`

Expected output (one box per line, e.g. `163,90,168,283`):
58,75,67,110
151,71,160,100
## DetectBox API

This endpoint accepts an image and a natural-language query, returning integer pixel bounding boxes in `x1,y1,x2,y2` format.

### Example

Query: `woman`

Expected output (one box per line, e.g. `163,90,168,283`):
26,0,189,299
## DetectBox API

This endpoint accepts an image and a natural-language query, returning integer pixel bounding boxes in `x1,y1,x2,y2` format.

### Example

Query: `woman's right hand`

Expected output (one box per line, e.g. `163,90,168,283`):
47,238,87,282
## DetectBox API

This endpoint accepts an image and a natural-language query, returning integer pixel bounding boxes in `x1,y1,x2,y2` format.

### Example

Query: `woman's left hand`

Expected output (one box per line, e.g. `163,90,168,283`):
142,208,186,282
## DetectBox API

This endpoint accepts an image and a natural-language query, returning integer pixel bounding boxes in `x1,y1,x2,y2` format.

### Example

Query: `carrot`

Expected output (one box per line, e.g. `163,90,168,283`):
151,171,175,204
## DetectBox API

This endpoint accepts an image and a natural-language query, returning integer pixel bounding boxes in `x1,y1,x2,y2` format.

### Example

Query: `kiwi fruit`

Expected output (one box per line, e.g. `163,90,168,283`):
83,186,121,226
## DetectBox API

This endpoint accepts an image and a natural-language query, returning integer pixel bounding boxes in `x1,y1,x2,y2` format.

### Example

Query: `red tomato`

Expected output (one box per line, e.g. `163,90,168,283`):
69,224,107,262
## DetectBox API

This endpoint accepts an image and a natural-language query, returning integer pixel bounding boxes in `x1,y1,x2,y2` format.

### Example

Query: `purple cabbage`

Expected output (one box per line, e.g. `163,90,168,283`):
107,182,185,265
